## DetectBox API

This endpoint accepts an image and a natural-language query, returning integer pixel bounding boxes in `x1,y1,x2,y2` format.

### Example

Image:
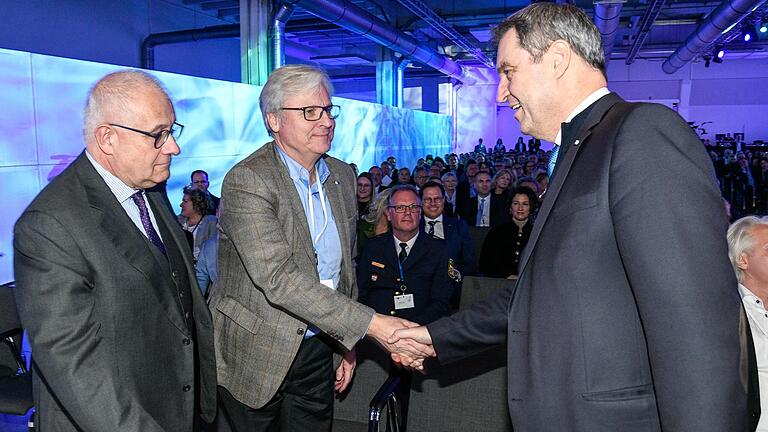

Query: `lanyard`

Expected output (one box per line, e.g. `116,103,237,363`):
307,173,328,247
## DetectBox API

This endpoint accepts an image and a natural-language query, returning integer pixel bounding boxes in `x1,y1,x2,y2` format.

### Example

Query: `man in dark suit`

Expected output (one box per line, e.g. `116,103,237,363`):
13,70,217,431
357,184,452,432
389,4,750,430
419,181,476,306
459,171,508,228
191,169,220,215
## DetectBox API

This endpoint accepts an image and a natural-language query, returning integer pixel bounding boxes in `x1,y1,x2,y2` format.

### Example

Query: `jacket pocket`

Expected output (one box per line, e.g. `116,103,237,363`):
581,383,654,402
216,296,263,335
553,192,598,220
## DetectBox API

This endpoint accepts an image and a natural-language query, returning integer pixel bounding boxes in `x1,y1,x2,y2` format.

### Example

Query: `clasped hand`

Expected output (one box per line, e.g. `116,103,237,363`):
367,313,436,371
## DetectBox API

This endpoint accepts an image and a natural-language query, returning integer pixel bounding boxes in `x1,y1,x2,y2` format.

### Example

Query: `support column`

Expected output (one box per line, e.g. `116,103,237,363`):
241,0,273,86
376,47,397,106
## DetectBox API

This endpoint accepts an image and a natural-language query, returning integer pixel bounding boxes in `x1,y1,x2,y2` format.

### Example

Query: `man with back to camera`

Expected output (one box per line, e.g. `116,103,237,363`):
13,70,217,431
209,64,432,432
390,3,751,430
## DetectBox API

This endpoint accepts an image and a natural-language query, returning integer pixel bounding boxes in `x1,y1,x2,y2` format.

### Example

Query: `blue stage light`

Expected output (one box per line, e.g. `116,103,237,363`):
717,48,725,59
760,23,767,33
744,32,752,42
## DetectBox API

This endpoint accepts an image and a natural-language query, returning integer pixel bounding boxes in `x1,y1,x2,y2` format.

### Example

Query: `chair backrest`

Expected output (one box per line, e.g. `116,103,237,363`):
466,226,490,272
0,282,21,337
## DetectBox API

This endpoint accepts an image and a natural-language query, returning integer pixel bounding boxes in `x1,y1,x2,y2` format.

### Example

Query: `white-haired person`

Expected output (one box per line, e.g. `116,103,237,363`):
728,216,767,432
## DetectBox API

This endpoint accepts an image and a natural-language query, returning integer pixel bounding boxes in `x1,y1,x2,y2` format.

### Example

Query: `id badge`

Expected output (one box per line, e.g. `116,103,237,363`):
394,294,415,310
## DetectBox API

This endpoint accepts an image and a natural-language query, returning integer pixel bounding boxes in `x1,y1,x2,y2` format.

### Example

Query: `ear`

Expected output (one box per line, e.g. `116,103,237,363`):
267,112,281,134
737,253,749,271
94,124,116,156
548,39,571,80
385,208,394,223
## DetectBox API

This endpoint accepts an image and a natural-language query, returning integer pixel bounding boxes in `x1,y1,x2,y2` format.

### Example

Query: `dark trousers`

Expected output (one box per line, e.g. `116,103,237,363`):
219,336,334,432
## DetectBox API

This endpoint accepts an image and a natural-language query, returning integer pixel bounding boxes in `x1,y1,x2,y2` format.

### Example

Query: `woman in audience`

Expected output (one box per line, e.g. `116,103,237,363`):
479,187,537,278
535,172,549,195
491,169,515,198
178,186,218,262
441,172,459,216
356,172,374,219
357,188,393,256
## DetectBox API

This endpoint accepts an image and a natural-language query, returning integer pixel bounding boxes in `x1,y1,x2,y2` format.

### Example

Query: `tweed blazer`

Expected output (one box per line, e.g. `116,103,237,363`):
210,142,374,409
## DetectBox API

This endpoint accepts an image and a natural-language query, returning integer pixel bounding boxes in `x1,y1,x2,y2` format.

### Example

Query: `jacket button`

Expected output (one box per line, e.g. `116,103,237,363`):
182,338,191,345
183,385,191,392
390,311,395,315
172,271,178,278
297,328,304,335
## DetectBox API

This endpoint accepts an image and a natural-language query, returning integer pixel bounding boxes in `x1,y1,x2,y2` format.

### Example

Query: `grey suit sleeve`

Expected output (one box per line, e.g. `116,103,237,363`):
221,165,373,351
13,211,165,432
609,104,746,431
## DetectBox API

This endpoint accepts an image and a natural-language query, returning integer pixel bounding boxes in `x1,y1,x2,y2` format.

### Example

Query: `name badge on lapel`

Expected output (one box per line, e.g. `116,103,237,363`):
394,294,414,310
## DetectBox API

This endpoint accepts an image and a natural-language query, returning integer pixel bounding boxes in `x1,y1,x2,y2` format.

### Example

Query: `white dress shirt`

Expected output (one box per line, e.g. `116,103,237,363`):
424,215,445,239
554,87,610,146
393,233,418,259
85,150,163,242
739,283,768,432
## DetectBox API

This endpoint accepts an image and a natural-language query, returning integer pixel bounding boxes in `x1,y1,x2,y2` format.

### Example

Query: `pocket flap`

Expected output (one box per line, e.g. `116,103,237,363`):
216,296,263,335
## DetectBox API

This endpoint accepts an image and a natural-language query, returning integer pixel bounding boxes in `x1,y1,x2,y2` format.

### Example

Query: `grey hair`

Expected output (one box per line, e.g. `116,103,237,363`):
259,64,334,136
727,216,768,283
441,172,458,182
83,70,170,145
363,188,393,224
387,184,421,207
493,3,606,75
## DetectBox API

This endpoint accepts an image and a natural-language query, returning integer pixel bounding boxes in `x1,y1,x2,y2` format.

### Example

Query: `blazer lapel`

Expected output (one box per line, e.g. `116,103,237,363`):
268,143,316,262
403,233,428,273
76,153,187,332
323,162,354,296
517,93,623,277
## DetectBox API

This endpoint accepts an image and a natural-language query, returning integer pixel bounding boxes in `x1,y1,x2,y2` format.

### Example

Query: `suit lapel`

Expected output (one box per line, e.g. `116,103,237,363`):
517,93,623,277
268,143,316,262
403,233,428,272
75,153,187,331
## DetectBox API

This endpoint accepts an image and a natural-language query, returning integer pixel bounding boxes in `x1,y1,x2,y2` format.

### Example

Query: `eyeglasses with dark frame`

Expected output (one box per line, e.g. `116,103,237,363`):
108,122,184,149
388,204,422,214
280,105,341,121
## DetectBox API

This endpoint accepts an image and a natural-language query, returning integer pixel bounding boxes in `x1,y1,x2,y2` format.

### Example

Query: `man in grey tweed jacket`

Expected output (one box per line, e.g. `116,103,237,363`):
209,65,432,432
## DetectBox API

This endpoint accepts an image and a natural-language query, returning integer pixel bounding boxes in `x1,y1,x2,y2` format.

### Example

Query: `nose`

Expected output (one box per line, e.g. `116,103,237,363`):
318,109,334,127
164,135,181,156
496,77,510,104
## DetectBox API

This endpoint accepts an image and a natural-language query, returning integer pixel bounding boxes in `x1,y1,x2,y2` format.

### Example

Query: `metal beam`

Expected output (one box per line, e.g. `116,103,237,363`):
626,0,668,64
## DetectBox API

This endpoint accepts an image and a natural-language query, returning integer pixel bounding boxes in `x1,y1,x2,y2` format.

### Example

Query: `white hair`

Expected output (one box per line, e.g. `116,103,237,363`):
259,64,334,136
727,215,768,283
82,70,170,145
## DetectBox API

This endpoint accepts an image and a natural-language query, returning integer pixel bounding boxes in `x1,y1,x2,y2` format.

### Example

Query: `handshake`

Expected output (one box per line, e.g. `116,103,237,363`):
366,313,437,371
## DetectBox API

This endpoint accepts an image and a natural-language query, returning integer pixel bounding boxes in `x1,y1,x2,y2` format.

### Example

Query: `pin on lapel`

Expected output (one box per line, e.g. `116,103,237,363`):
334,181,339,185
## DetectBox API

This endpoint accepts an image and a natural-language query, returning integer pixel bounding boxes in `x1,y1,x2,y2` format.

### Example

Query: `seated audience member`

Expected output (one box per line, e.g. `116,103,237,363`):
420,181,476,307
441,172,459,216
479,187,537,278
191,169,219,215
517,176,540,199
429,164,442,180
535,171,549,194
456,159,479,207
459,171,508,228
357,172,374,219
491,168,515,203
178,186,218,261
380,161,393,186
357,188,393,256
727,216,767,432
357,185,452,431
412,166,429,191
396,167,412,185
369,165,386,194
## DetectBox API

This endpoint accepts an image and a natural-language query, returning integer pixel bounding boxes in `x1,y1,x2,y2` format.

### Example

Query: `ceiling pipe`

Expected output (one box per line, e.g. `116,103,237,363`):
625,0,668,64
272,3,295,69
662,0,768,73
281,0,472,83
142,24,239,70
593,1,624,62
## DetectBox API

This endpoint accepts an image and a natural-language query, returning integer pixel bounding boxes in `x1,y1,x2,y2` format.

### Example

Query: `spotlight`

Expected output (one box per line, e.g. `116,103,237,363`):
743,29,754,42
713,45,725,63
760,22,767,33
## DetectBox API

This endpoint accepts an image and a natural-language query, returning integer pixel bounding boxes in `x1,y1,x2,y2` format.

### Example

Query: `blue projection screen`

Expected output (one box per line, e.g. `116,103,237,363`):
0,48,451,284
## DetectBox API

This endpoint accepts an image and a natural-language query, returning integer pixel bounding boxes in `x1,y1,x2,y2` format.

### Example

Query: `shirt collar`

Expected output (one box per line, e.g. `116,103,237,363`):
739,283,761,302
394,232,419,253
554,87,610,146
85,150,139,203
425,214,443,224
275,143,331,187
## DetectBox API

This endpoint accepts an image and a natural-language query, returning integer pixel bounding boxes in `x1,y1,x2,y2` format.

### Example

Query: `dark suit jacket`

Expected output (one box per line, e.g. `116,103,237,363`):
458,194,509,228
420,216,476,278
357,233,452,325
479,219,533,278
428,94,749,431
13,152,216,431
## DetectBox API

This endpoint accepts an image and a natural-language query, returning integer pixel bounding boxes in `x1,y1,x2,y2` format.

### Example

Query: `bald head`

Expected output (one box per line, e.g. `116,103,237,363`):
83,70,171,147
